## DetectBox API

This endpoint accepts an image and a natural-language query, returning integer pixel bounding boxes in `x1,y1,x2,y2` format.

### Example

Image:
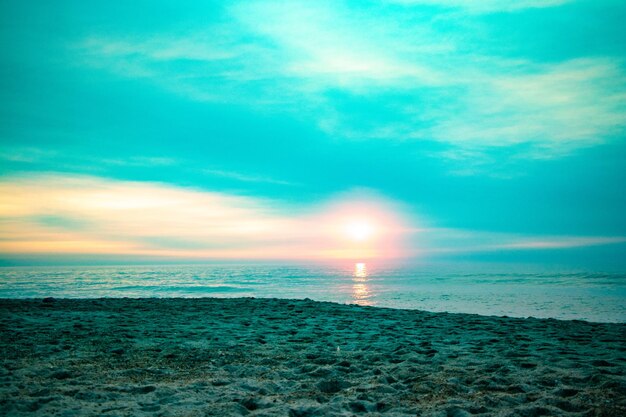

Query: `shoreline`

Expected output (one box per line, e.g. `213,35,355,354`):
2,296,622,325
1,297,625,416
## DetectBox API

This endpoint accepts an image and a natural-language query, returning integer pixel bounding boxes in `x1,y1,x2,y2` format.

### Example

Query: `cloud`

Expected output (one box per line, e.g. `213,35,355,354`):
0,174,410,260
74,2,440,103
0,148,178,168
72,1,626,164
498,236,626,249
98,156,178,167
390,0,571,13
0,147,59,164
201,168,297,186
0,147,300,186
419,228,626,254
411,58,626,162
232,1,443,89
1,174,623,262
72,0,454,104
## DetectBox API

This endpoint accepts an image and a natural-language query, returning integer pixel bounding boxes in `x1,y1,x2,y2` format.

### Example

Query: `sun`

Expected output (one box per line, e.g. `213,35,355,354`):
344,220,374,242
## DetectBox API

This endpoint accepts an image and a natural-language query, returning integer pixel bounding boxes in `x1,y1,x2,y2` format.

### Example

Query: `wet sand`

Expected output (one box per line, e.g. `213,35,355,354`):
0,298,624,416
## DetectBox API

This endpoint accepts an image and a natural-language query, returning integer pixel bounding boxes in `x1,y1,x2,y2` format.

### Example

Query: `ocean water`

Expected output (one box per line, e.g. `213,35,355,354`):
0,262,624,323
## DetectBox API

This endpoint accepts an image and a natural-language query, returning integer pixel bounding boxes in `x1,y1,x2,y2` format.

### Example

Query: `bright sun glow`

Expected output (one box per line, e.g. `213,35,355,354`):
344,220,374,242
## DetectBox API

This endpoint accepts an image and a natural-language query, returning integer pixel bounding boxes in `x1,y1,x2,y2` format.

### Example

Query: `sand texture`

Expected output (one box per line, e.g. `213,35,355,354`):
0,298,624,416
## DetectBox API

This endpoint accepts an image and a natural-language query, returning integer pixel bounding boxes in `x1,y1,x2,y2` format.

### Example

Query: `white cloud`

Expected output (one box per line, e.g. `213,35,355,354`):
201,168,297,186
419,228,626,255
0,147,58,163
75,1,446,101
73,0,626,163
422,59,626,153
391,0,571,13
99,156,178,167
498,236,626,249
232,1,443,89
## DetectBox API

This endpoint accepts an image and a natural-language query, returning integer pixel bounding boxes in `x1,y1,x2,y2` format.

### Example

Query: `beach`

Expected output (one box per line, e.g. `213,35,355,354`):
1,298,624,416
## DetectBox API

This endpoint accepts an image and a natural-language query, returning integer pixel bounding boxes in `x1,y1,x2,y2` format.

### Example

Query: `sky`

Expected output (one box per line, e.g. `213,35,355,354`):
1,0,625,266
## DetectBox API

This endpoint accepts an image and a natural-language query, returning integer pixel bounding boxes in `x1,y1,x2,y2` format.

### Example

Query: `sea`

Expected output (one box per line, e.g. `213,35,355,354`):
1,262,624,323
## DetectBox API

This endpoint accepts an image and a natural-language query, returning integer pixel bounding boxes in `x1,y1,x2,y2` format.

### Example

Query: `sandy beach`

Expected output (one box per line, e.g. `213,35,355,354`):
0,298,624,416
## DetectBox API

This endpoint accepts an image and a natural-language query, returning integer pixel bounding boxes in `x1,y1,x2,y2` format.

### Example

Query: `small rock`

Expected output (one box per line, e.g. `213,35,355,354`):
42,297,55,303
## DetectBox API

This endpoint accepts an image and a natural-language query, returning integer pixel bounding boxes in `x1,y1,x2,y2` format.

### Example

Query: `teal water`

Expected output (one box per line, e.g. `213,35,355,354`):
0,263,624,323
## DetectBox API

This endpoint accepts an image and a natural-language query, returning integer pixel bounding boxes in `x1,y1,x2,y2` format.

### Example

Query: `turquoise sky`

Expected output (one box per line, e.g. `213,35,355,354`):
1,1,625,265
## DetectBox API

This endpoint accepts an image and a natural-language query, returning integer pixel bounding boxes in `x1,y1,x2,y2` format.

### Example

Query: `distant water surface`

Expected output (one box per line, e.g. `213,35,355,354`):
0,263,624,323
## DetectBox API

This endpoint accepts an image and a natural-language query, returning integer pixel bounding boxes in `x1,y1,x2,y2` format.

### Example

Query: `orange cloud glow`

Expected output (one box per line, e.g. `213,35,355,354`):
0,174,412,260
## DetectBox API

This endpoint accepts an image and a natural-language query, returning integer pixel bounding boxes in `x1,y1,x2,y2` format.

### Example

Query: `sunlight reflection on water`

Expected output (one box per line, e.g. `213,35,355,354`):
354,262,367,279
352,262,371,305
